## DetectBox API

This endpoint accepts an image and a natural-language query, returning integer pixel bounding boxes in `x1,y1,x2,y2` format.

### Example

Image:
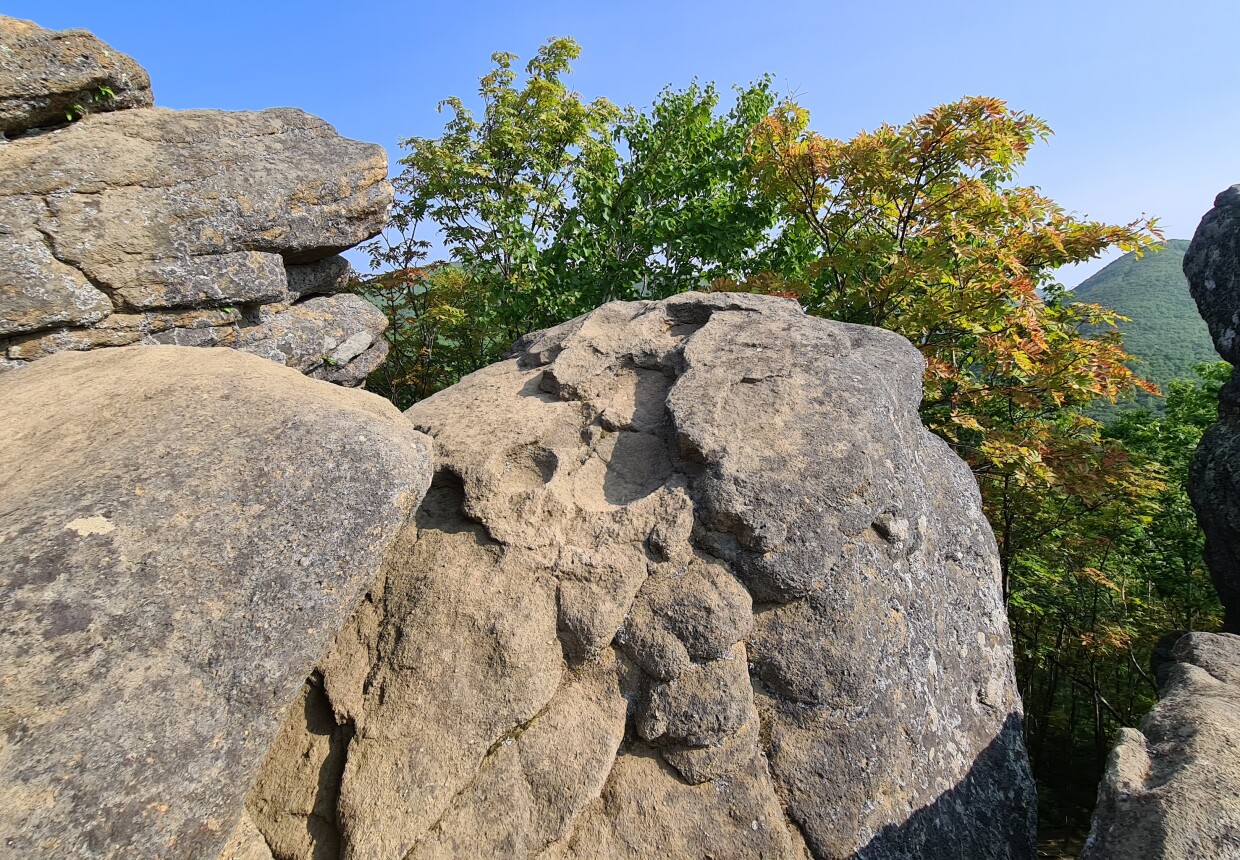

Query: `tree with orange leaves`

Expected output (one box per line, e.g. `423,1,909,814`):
747,96,1181,824
746,95,1162,590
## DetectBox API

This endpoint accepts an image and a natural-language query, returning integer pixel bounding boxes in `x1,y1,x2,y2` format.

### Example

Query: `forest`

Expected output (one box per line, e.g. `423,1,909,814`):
350,38,1225,830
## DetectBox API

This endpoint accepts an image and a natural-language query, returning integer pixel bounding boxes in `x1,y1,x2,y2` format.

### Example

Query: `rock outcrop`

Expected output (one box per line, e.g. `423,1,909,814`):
1186,184,1240,632
0,16,152,136
0,346,433,858
0,16,392,385
249,292,1036,860
1081,632,1240,859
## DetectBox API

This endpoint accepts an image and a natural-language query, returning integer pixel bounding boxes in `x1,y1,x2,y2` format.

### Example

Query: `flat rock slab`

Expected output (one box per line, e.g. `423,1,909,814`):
0,16,152,136
1083,632,1240,859
0,346,432,858
0,106,391,308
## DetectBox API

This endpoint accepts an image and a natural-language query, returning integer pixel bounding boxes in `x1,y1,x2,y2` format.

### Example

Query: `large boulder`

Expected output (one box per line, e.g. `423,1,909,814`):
1186,184,1240,632
1082,632,1240,859
0,16,393,385
0,16,153,137
248,292,1036,859
0,346,433,858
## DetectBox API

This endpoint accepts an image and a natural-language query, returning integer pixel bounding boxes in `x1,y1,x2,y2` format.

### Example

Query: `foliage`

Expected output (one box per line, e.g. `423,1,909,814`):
381,37,620,343
1012,364,1226,824
544,79,782,306
1071,239,1216,419
353,262,503,410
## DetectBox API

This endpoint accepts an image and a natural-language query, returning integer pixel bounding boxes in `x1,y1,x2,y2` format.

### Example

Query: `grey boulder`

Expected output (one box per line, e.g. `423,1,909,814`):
248,292,1036,860
0,16,392,386
1082,632,1240,859
0,345,432,858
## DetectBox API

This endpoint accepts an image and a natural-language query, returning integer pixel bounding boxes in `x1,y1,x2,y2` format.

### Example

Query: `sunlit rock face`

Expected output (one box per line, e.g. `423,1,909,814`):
1082,632,1240,860
0,346,433,858
251,292,1036,860
0,15,393,385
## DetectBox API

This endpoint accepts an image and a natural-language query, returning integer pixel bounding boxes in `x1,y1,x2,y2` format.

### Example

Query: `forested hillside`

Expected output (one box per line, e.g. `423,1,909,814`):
1072,240,1217,415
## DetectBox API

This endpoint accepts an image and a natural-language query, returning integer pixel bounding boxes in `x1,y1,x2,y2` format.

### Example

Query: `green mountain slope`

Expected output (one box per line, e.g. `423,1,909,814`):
1069,239,1219,416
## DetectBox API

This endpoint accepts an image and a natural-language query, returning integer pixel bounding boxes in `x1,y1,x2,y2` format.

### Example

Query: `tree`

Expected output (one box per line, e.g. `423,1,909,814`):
546,79,782,306
1013,364,1226,824
380,37,620,342
368,40,788,403
353,263,502,409
745,95,1163,590
745,96,1182,829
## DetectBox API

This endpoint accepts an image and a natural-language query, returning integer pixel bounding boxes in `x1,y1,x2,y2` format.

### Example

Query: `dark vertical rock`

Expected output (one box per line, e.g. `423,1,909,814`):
1184,184,1240,632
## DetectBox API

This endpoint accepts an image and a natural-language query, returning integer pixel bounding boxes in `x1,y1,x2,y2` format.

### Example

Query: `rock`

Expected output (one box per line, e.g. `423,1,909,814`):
0,345,433,859
0,195,113,337
224,293,389,387
1185,185,1240,631
0,107,389,303
1082,632,1240,859
0,16,153,137
1190,421,1240,632
286,255,355,301
250,292,1036,859
4,307,243,361
0,17,393,386
1184,184,1240,363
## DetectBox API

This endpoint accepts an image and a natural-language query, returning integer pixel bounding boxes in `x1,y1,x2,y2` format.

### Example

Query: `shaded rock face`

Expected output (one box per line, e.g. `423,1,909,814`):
0,15,392,385
0,346,433,859
0,16,153,136
1082,632,1240,859
250,292,1036,860
1185,184,1240,632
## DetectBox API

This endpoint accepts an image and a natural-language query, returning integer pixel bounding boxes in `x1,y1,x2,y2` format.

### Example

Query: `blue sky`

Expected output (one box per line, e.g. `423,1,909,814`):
14,1,1240,285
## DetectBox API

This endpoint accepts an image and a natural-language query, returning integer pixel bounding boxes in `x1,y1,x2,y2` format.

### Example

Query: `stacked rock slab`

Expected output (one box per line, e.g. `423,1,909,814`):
0,346,433,858
0,16,393,385
1185,184,1240,632
1082,632,1240,859
0,16,152,135
249,292,1037,860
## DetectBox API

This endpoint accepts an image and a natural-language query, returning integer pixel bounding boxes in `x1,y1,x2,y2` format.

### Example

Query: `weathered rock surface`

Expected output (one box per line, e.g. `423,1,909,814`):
1185,184,1240,365
1082,632,1240,859
250,292,1036,859
0,16,153,137
0,16,392,385
1186,184,1240,633
0,345,432,858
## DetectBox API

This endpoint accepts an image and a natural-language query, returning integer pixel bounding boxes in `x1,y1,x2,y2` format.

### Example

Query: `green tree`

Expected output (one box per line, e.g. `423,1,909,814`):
353,263,502,409
369,40,787,403
1013,364,1226,825
381,37,620,341
545,79,782,305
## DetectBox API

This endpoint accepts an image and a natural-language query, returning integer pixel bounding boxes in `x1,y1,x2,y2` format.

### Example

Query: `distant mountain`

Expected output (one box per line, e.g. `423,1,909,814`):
1069,239,1219,415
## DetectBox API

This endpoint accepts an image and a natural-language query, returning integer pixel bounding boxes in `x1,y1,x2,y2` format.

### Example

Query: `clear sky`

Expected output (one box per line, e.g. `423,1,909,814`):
14,0,1240,285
